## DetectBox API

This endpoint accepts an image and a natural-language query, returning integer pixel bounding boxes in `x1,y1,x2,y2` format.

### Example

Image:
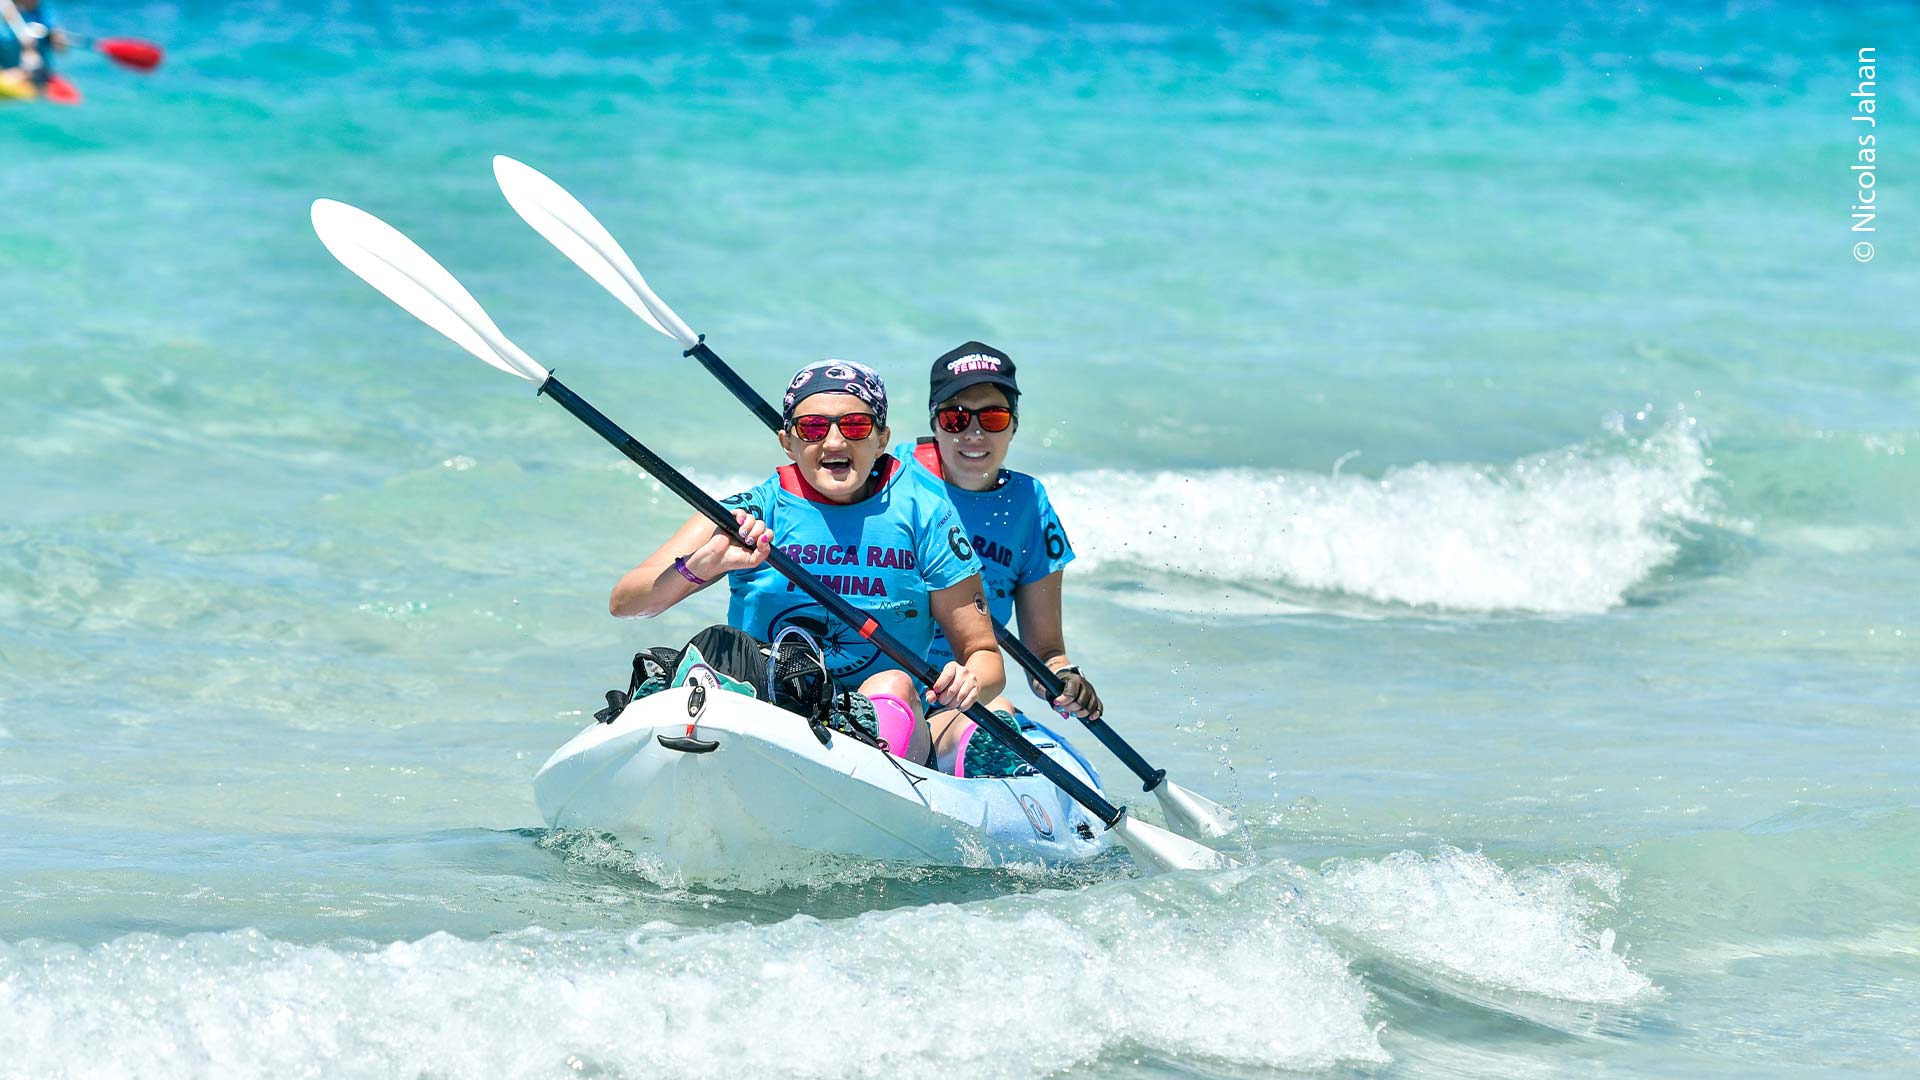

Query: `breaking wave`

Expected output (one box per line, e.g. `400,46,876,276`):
1055,417,1720,615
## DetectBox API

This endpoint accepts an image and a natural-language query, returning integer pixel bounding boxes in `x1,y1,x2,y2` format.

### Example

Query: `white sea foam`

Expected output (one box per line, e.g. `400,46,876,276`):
0,849,1660,1077
1053,420,1716,615
1297,845,1654,1006
0,882,1387,1079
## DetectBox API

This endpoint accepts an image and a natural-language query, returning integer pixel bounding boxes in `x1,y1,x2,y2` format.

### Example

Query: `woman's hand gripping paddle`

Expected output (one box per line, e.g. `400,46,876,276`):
310,197,1227,874
490,156,1242,842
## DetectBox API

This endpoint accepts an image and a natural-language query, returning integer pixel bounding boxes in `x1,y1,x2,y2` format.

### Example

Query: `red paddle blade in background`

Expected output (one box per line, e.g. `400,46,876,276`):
97,38,164,71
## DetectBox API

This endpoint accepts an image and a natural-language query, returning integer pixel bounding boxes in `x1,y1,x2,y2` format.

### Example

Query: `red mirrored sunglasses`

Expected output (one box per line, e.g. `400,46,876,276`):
789,413,879,442
934,405,1015,434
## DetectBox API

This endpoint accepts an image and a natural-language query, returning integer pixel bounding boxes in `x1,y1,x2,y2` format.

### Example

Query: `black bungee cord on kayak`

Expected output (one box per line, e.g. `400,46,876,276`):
597,621,934,786
768,627,927,786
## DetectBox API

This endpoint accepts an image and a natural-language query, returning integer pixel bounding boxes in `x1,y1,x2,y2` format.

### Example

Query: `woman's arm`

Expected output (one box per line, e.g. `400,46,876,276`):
1012,570,1070,670
926,574,1004,711
1011,570,1102,719
609,509,769,618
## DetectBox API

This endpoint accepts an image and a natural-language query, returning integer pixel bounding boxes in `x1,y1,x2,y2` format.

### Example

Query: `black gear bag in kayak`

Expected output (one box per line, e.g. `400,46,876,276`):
594,624,842,741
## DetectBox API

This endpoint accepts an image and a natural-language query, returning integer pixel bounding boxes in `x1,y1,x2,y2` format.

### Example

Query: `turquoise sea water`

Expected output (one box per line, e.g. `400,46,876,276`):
3,1,1916,1075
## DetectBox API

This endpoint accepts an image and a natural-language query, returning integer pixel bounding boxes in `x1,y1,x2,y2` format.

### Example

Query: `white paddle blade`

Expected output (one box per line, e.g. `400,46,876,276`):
1110,809,1233,873
1155,779,1240,841
492,156,700,348
310,199,549,385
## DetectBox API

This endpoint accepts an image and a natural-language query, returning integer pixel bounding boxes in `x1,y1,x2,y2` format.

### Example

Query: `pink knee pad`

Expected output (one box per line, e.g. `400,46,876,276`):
868,693,917,759
949,721,978,778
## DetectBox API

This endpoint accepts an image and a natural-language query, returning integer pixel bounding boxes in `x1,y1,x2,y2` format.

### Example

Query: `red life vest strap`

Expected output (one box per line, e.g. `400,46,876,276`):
912,438,944,478
776,454,903,503
911,436,1010,490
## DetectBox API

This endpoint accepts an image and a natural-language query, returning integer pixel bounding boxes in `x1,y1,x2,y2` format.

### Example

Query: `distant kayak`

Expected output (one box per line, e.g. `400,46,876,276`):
0,72,79,103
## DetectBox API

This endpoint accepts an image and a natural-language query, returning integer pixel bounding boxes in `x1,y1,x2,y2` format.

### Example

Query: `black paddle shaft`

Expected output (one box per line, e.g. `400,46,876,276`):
994,626,1166,794
536,374,1127,828
685,338,785,433
664,337,1175,795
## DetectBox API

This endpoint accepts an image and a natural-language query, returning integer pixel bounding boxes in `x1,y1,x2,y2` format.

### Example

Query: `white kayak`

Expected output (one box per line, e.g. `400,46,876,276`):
533,682,1115,880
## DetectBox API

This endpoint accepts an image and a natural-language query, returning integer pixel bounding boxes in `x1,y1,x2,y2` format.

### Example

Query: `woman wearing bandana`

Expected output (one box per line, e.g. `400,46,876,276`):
610,360,1003,765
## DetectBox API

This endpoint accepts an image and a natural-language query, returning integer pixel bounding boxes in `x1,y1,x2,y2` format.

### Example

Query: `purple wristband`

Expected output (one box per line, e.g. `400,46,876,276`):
672,555,708,587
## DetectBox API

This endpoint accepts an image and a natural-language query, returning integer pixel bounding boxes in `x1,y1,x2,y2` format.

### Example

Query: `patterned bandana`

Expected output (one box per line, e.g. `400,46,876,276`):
780,359,889,428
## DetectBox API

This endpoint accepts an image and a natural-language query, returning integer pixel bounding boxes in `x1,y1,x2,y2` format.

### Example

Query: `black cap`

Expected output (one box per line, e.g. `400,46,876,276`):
928,341,1019,410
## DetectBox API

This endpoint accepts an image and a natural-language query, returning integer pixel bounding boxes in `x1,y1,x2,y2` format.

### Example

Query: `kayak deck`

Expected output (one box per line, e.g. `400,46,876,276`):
534,686,1113,880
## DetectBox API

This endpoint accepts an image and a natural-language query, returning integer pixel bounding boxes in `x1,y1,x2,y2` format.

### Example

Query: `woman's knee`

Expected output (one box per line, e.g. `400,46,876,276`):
859,670,916,707
859,671,930,763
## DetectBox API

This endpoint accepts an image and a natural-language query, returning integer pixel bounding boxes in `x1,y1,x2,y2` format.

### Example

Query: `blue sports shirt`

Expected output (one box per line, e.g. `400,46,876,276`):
720,455,985,683
896,440,1077,667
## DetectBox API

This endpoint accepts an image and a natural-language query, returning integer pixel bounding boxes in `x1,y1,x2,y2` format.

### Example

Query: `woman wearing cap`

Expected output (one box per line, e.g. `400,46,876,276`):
897,342,1103,779
610,359,1003,764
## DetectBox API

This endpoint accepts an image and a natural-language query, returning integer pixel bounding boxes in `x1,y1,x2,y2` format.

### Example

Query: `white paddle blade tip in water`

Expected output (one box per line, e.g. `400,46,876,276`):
1110,809,1234,873
1155,780,1240,840
492,155,699,348
310,199,549,385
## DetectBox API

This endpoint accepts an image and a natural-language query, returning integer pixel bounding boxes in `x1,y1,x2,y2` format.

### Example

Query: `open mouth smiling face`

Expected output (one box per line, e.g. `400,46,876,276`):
781,392,888,503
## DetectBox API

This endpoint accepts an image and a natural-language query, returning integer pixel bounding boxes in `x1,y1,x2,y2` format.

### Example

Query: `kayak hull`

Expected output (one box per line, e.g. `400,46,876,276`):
534,685,1113,880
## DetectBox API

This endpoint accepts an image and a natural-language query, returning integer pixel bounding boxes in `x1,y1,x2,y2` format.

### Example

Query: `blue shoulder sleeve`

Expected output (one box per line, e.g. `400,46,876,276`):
1020,476,1076,584
719,474,777,525
913,474,984,591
